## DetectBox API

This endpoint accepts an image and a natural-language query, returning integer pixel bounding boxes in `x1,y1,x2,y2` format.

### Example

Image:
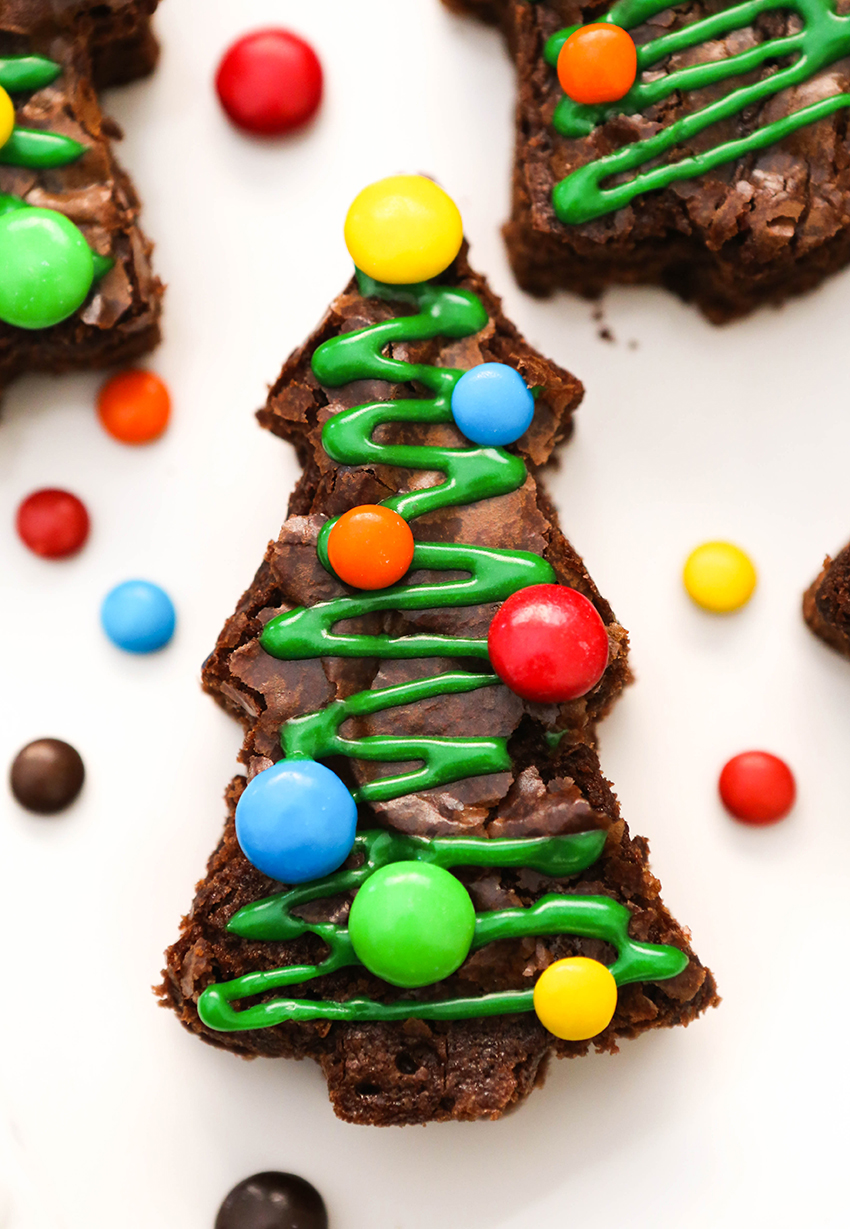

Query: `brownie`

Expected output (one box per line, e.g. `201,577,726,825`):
804,542,850,658
443,0,850,323
0,1,162,399
159,249,718,1126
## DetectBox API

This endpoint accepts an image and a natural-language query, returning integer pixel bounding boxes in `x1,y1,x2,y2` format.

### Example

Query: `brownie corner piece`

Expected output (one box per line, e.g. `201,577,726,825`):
447,0,850,323
804,543,850,659
0,1,163,400
160,241,716,1126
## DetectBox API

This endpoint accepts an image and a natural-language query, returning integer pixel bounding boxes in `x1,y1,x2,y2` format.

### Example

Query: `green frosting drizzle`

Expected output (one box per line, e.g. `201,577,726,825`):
0,55,61,93
546,0,850,224
199,271,689,1032
197,830,688,1031
0,55,86,169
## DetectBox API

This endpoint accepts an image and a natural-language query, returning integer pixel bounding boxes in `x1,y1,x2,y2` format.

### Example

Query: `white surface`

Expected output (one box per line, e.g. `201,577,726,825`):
1,1,849,1225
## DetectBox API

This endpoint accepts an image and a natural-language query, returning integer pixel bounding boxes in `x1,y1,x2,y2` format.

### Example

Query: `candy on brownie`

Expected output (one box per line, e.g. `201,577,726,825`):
442,0,850,323
158,177,717,1126
804,543,850,658
0,0,162,398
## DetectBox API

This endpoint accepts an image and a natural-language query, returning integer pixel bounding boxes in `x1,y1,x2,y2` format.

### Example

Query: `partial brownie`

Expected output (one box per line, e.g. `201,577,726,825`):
804,543,850,658
159,249,717,1126
0,2,162,398
443,0,850,323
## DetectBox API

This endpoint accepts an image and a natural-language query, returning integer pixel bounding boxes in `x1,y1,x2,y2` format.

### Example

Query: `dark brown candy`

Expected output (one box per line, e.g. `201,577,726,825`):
214,1173,328,1229
10,739,85,814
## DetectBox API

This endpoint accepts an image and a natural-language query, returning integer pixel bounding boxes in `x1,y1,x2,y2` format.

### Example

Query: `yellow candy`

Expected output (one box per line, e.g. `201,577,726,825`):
0,87,14,150
344,175,463,285
533,956,617,1041
683,540,757,613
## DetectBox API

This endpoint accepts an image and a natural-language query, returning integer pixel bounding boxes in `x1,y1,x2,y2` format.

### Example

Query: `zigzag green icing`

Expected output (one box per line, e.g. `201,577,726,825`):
546,0,850,223
198,273,689,1032
197,830,688,1030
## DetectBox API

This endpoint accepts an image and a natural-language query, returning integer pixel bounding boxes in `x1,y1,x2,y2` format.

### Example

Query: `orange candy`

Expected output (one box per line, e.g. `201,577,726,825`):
327,505,414,591
557,23,637,105
97,369,171,444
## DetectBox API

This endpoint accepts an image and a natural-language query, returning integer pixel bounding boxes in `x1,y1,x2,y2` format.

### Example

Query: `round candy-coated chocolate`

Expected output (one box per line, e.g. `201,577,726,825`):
348,861,476,988
450,362,535,447
97,369,171,444
344,175,463,285
216,30,323,136
0,85,14,148
235,759,357,884
215,1172,328,1229
16,488,90,558
533,956,617,1040
327,504,414,590
0,206,93,329
683,541,756,613
488,584,609,704
101,580,176,654
719,751,796,825
10,738,84,814
557,23,637,105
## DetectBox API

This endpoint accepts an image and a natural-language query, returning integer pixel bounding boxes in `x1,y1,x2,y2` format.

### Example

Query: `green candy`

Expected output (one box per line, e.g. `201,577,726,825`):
348,861,476,989
0,206,93,329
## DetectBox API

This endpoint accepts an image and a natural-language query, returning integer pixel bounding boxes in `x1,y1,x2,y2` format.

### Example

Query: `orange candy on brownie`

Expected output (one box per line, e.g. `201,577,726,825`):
557,23,637,105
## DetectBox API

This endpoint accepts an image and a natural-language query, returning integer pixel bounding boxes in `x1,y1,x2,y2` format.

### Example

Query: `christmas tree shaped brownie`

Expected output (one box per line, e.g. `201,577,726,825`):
443,0,850,322
0,1,162,399
160,177,717,1126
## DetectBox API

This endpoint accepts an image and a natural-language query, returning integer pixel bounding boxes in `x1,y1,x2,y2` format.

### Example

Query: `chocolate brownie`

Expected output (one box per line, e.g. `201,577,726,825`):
443,0,850,323
804,542,850,658
0,1,162,398
158,247,717,1126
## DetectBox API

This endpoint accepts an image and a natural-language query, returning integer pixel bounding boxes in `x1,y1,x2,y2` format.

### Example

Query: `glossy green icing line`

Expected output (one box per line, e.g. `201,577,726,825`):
0,55,61,93
199,273,689,1033
260,271,555,801
1,55,86,169
546,0,850,223
197,830,688,1031
0,193,114,279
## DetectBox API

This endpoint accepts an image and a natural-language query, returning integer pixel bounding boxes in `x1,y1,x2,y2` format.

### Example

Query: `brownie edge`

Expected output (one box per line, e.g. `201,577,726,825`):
804,545,850,659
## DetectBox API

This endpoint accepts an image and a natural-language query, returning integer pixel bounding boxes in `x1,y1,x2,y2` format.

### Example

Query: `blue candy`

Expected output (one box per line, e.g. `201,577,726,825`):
450,362,535,447
235,759,358,884
101,579,176,653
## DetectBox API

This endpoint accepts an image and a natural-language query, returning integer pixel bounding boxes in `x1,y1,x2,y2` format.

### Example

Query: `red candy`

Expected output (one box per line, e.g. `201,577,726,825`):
488,584,609,704
719,751,796,825
216,29,323,136
16,488,90,559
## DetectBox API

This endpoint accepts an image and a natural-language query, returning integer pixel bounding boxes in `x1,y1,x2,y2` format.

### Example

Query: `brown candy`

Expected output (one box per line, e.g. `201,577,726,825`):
214,1173,328,1229
10,739,85,814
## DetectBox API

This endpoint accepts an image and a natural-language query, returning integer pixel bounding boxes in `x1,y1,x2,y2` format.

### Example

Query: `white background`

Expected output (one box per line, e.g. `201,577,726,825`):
1,1,849,1226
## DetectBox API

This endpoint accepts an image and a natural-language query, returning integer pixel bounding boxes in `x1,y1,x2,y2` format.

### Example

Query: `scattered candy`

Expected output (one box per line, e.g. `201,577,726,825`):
348,861,476,988
10,738,84,814
97,368,171,444
0,207,93,329
488,584,609,704
450,362,535,447
719,751,796,824
0,85,14,148
533,956,618,1040
344,175,463,285
15,488,90,558
235,759,357,884
215,1173,328,1229
101,579,176,653
327,504,415,590
216,29,323,137
683,540,756,612
557,23,638,105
